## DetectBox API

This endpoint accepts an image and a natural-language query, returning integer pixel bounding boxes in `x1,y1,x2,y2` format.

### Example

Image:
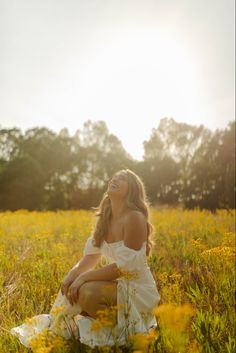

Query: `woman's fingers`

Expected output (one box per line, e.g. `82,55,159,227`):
61,282,70,296
61,284,66,295
66,287,78,305
71,287,78,305
65,286,72,305
64,285,69,296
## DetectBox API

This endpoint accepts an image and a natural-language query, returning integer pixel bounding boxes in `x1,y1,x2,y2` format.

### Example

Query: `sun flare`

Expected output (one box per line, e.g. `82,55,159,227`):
74,28,202,159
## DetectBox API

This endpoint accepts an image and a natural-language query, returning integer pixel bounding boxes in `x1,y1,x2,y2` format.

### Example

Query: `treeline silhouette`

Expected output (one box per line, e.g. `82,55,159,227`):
0,118,235,211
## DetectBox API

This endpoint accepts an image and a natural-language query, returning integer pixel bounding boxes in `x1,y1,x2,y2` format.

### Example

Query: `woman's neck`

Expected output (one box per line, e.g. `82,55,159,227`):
110,199,128,220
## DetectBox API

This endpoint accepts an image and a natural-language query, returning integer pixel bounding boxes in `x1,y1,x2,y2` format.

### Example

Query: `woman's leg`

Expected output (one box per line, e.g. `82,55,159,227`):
78,280,117,320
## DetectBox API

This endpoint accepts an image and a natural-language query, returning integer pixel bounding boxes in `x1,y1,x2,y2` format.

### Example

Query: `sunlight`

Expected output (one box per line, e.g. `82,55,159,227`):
74,28,202,159
81,28,200,108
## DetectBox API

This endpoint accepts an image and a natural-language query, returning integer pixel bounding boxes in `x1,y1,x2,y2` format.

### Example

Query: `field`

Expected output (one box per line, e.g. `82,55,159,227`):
0,208,235,353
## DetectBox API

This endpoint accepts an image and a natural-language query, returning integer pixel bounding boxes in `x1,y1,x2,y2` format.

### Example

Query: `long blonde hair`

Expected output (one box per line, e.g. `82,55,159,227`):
92,169,154,256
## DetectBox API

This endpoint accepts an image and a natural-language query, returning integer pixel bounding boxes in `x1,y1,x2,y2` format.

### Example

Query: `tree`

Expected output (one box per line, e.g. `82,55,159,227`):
187,121,235,210
0,118,234,210
0,127,79,210
142,117,217,208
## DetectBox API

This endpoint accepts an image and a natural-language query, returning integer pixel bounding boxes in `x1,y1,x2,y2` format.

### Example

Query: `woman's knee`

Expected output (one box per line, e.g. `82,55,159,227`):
78,282,98,307
78,281,117,309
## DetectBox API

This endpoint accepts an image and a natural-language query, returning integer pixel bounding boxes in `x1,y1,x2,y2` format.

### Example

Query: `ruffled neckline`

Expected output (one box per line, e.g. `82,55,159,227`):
104,239,123,245
103,239,147,250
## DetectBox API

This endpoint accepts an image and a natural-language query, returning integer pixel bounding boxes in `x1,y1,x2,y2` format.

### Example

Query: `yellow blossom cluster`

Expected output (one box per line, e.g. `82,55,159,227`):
157,271,184,304
189,238,207,252
129,328,159,352
169,272,183,283
25,317,39,325
152,303,195,331
221,231,235,247
116,267,139,280
201,245,235,259
90,305,122,332
29,327,67,353
157,271,169,284
50,305,65,317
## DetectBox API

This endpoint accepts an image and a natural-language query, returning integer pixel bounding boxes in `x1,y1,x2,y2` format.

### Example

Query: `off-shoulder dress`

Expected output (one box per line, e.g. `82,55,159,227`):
10,235,161,348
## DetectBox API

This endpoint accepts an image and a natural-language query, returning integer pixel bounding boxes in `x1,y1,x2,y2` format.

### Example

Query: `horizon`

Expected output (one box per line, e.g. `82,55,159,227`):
0,116,234,161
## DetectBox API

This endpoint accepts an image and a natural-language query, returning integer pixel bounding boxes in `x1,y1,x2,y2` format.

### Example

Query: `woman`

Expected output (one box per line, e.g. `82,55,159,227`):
11,169,161,348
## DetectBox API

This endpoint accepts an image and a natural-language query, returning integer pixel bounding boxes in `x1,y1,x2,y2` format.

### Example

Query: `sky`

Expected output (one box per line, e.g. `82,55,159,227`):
0,0,235,160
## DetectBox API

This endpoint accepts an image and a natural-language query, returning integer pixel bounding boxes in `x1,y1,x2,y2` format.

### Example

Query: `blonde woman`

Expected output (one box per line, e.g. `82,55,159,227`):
11,169,161,348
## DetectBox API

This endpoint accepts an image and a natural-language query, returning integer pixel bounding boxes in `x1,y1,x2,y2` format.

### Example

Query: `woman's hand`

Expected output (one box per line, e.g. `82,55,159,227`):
66,274,87,305
61,269,78,297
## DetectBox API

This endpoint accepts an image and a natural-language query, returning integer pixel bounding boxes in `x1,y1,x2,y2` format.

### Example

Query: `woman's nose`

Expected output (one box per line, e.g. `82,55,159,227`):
110,177,118,185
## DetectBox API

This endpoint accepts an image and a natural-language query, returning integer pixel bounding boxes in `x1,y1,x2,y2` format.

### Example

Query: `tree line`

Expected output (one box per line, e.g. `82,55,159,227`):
0,118,235,211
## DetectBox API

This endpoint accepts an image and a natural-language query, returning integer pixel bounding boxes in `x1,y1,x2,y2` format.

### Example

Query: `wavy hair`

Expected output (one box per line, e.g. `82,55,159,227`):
92,169,154,256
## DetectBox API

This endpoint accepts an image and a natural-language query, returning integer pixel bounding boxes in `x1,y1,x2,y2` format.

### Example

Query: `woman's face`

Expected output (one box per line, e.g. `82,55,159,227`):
107,172,129,199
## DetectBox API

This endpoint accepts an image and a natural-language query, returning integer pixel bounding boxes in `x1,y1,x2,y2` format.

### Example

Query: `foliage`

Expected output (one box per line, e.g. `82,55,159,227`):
0,118,235,211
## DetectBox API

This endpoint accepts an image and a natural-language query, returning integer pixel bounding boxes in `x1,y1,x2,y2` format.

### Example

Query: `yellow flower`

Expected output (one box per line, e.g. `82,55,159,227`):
201,246,235,259
29,327,66,353
90,305,118,332
152,303,195,331
50,305,65,317
189,238,207,251
25,317,38,325
116,267,139,280
129,332,151,352
148,328,159,340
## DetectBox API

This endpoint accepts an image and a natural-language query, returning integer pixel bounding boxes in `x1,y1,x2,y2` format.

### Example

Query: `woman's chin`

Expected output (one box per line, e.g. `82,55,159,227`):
107,189,120,198
107,189,115,196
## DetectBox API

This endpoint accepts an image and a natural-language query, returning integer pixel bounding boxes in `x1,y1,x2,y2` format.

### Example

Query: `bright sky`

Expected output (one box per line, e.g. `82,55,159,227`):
0,0,235,160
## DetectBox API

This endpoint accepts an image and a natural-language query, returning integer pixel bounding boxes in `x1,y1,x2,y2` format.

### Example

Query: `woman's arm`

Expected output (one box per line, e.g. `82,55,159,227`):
80,262,119,282
67,263,120,304
71,254,101,275
61,254,101,295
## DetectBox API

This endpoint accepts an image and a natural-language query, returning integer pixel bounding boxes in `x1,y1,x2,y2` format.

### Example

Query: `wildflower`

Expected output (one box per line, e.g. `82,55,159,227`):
50,305,65,317
221,231,235,247
152,303,195,332
116,268,139,280
187,338,202,353
169,272,183,285
148,328,159,340
29,327,67,353
189,238,206,252
25,317,38,325
128,332,151,352
90,305,118,332
158,272,169,284
201,246,235,259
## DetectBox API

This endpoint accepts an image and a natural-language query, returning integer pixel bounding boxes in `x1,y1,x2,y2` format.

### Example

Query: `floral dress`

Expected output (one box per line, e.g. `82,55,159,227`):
10,235,161,348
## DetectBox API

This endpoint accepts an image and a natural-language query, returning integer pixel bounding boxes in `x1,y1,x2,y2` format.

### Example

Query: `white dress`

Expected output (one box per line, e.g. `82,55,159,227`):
10,235,161,348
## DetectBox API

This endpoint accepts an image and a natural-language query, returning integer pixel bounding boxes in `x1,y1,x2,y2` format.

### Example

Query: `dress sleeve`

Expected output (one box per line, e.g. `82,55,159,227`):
115,242,146,274
83,235,102,256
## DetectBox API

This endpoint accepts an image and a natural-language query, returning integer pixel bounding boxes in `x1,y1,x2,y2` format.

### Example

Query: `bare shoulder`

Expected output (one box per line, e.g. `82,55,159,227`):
123,210,147,250
124,209,146,223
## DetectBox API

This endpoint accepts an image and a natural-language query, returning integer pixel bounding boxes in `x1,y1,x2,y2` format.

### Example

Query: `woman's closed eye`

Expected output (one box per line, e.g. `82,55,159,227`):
114,175,127,182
